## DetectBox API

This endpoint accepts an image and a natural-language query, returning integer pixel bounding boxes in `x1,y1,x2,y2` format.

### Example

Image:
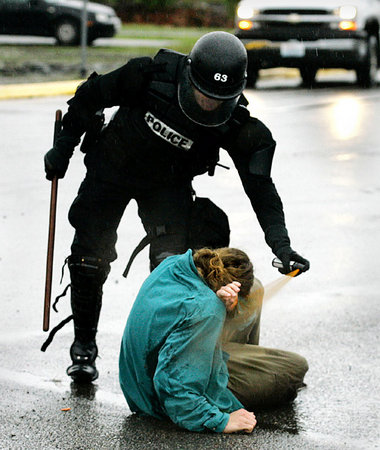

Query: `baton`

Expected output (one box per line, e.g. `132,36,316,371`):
43,109,62,332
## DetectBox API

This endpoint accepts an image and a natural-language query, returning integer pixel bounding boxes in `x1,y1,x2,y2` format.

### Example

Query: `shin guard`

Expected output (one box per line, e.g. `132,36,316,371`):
67,255,110,382
68,255,110,343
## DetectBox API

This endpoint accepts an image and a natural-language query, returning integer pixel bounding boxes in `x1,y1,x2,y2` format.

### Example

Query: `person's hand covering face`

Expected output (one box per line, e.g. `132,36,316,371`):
216,281,241,312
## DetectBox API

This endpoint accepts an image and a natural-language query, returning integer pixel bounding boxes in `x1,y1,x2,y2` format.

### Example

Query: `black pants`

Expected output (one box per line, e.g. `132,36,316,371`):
68,174,194,267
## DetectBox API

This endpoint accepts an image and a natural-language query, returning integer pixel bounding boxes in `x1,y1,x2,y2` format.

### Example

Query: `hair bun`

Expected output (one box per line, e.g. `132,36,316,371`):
193,247,253,297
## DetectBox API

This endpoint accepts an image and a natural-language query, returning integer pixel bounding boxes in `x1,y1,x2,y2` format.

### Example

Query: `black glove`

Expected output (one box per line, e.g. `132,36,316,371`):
44,131,80,180
276,247,310,276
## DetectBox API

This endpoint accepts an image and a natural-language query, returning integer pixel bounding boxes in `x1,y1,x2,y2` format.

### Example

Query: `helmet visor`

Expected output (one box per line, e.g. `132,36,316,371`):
178,66,240,127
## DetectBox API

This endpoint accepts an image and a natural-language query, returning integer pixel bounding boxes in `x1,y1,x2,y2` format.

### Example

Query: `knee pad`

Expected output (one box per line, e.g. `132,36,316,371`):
68,255,110,290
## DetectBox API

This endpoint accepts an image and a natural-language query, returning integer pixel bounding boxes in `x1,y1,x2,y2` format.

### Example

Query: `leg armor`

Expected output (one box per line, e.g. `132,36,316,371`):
66,255,110,383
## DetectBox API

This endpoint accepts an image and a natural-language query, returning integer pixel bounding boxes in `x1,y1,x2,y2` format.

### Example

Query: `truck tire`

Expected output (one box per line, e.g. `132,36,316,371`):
299,67,318,87
356,35,378,88
55,19,80,46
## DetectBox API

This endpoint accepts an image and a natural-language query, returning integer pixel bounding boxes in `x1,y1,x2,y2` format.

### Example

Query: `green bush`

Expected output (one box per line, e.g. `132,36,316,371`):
114,0,177,11
225,0,239,17
110,1,238,17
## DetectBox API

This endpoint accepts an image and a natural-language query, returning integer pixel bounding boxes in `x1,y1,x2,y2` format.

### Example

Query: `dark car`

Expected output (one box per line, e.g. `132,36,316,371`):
0,0,121,45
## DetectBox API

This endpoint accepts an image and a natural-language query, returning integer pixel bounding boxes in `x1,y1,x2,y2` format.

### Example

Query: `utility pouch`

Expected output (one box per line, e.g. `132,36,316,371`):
80,109,105,153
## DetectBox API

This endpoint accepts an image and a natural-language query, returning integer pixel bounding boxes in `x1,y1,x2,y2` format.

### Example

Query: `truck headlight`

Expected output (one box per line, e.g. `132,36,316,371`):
237,4,258,19
339,20,357,31
337,5,357,20
95,13,110,23
238,20,254,30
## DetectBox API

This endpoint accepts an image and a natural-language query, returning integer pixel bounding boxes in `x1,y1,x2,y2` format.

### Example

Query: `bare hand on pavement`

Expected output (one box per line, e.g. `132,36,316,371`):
223,408,257,433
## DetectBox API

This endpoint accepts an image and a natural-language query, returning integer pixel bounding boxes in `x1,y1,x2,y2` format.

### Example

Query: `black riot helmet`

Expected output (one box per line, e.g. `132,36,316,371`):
178,31,247,127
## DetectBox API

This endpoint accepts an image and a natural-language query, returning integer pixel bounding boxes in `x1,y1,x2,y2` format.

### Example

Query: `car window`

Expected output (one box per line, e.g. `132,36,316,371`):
0,0,30,6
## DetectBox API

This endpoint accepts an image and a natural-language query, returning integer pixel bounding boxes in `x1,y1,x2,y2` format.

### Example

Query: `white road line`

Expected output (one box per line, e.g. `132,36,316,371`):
0,330,66,343
0,367,128,409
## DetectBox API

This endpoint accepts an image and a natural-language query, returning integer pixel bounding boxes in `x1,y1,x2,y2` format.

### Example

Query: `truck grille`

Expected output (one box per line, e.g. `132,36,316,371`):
254,7,335,40
259,24,332,41
263,21,330,30
261,9,330,15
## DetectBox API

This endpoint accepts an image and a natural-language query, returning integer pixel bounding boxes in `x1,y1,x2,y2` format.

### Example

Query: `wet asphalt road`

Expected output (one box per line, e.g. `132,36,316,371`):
1,72,379,449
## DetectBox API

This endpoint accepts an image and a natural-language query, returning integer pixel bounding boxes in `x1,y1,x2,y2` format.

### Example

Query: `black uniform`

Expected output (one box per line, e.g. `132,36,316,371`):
63,49,290,269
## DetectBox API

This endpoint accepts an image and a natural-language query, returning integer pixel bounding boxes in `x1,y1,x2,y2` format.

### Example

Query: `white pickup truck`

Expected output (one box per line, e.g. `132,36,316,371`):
234,0,380,87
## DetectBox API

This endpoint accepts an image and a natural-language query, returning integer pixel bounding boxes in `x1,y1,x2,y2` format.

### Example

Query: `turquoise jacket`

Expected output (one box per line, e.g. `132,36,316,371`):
119,249,243,432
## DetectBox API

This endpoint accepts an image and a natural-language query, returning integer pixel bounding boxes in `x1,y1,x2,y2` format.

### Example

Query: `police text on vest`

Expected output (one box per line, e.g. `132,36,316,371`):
144,112,193,151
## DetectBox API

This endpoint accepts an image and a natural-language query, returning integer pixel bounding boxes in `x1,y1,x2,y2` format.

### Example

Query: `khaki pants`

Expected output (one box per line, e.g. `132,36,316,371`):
222,279,308,409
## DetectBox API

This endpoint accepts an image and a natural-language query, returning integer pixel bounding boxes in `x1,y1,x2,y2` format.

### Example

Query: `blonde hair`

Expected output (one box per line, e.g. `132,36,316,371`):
193,247,254,298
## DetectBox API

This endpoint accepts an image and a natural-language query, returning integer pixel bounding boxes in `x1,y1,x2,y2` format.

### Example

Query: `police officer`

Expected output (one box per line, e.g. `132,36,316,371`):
44,31,310,383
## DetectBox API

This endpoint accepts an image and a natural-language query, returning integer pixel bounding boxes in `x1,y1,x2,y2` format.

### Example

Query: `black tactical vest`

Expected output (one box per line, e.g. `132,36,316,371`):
99,49,250,186
142,49,250,176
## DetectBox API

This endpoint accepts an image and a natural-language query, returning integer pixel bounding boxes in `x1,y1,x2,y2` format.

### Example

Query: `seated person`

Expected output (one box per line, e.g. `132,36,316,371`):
119,248,308,433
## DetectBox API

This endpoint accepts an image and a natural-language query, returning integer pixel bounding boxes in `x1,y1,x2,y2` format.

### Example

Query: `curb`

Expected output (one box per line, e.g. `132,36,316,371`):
0,68,344,100
0,79,83,100
0,70,294,100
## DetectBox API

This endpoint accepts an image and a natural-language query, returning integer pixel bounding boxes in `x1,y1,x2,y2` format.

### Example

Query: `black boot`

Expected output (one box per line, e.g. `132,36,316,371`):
66,255,110,383
67,339,99,383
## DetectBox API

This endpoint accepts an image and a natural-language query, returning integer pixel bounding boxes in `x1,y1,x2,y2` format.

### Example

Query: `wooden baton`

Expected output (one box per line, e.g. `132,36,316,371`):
43,109,62,332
